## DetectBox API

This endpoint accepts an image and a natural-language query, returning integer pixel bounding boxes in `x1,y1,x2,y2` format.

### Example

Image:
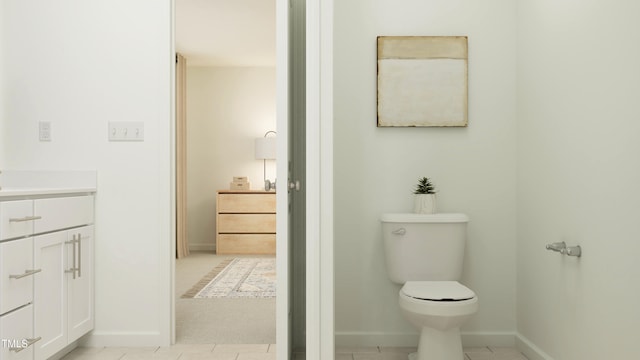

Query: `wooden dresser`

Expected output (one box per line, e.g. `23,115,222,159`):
216,190,276,254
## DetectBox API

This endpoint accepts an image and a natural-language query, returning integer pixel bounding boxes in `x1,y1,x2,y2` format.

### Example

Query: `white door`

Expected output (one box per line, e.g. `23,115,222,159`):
277,0,334,359
275,0,292,358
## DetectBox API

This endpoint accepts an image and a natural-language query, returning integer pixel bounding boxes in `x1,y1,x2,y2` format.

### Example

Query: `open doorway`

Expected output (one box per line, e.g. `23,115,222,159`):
174,0,277,345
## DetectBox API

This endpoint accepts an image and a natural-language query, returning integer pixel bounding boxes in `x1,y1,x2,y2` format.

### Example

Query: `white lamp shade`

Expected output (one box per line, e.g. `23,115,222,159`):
255,136,277,160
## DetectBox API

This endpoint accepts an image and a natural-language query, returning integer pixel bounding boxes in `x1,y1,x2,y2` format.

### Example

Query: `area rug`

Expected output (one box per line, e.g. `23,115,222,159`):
181,258,276,299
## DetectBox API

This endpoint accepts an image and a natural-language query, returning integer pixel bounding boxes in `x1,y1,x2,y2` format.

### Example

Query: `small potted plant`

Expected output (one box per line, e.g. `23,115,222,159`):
414,177,437,214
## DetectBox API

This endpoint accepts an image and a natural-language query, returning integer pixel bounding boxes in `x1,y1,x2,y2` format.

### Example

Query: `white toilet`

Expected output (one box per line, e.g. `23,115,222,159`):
381,213,478,360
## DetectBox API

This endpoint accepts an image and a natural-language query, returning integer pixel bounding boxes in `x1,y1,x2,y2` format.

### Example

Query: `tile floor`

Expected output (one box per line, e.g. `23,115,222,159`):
60,345,529,360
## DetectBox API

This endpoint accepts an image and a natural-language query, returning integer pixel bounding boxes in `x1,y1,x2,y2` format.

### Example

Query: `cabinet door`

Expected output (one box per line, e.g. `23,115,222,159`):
67,226,93,342
0,305,35,360
33,232,67,360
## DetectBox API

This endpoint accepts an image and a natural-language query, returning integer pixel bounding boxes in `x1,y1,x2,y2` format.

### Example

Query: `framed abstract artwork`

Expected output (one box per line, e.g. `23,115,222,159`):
377,36,468,127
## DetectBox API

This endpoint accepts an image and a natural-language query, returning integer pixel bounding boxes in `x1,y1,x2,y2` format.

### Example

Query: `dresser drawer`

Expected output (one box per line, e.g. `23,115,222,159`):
0,238,35,315
217,234,276,254
218,193,276,213
0,201,35,241
0,304,35,360
34,196,94,234
217,214,276,233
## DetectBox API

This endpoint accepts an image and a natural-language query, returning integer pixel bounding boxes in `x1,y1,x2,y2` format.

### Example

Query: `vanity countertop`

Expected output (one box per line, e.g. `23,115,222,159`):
0,187,96,199
0,170,97,199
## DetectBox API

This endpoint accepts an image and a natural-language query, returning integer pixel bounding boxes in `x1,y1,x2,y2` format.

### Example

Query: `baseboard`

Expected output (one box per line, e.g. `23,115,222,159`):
335,331,516,348
515,333,554,360
83,331,168,347
189,243,215,252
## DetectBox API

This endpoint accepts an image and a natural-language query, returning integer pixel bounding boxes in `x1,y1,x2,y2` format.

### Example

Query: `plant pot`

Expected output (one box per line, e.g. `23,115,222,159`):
414,194,437,214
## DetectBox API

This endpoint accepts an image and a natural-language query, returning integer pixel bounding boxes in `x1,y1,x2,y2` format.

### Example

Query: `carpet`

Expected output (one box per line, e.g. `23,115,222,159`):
181,258,276,299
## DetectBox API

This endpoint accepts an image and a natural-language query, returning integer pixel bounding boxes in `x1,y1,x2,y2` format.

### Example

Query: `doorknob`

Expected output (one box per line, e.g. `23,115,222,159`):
288,180,301,191
264,179,276,191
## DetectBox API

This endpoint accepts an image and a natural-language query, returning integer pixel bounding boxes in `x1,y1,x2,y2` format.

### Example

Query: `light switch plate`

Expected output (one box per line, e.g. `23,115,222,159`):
108,121,145,141
39,121,52,141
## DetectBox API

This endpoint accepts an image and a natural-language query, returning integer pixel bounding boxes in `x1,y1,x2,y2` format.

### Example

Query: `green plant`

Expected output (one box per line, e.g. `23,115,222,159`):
414,177,436,194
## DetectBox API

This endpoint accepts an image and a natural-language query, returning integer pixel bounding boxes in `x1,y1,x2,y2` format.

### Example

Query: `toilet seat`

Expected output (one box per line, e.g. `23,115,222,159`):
401,281,475,301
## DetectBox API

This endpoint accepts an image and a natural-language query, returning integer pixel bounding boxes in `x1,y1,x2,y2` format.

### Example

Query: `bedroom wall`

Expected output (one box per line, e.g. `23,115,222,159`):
334,0,518,346
516,1,640,359
186,66,276,251
1,0,172,346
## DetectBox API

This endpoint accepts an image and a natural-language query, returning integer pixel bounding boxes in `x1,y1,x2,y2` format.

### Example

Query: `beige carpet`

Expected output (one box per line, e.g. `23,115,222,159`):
175,252,276,344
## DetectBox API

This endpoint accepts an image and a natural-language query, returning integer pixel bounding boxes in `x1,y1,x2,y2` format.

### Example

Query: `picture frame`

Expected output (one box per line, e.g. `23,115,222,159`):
377,36,468,127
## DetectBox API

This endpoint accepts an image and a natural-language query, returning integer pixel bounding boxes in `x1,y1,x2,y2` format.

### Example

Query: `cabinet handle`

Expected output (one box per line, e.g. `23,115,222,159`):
8,216,42,223
77,233,82,278
9,337,42,352
65,236,78,279
9,269,42,279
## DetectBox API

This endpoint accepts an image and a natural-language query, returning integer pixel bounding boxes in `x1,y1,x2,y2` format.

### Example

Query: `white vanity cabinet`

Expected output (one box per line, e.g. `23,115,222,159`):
0,190,94,360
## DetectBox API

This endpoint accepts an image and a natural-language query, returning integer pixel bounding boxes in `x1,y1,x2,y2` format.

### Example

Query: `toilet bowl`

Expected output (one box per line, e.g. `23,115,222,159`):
399,281,478,360
381,213,477,360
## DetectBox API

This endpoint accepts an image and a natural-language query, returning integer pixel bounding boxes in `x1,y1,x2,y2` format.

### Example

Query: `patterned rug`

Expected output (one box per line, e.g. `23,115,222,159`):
181,258,276,299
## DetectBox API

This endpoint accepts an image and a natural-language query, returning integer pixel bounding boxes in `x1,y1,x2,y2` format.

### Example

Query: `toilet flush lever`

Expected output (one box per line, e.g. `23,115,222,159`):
392,228,406,236
546,241,566,253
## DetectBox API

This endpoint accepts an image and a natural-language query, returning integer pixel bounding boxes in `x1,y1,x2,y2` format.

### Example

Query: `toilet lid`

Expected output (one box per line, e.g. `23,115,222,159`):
402,281,475,301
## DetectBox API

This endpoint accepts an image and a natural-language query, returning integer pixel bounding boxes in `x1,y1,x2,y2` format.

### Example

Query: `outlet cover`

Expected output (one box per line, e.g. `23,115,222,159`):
39,122,52,141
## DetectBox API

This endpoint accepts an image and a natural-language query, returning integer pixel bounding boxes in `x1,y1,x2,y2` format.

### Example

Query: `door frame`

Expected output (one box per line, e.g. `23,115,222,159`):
168,0,334,356
302,0,334,359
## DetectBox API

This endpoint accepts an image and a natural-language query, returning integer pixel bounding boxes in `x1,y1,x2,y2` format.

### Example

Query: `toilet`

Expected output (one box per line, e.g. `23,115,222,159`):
381,213,478,360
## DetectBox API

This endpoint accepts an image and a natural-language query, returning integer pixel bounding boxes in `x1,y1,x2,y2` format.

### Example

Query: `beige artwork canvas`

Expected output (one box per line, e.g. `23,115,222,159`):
377,36,468,127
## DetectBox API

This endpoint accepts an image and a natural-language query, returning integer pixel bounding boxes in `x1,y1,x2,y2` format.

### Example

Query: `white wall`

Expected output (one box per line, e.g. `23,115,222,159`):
1,1,172,346
516,1,640,359
186,66,276,250
0,0,5,167
334,0,518,346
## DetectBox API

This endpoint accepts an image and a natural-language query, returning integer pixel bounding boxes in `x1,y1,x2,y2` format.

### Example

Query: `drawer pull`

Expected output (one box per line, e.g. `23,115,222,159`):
9,216,42,223
9,337,42,352
9,269,42,279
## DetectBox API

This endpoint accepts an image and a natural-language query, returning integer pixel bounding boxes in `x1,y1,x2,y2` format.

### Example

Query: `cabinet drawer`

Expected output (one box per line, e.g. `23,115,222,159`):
218,194,276,213
34,196,94,234
0,200,34,241
217,214,276,233
0,304,35,360
0,238,35,315
217,234,276,254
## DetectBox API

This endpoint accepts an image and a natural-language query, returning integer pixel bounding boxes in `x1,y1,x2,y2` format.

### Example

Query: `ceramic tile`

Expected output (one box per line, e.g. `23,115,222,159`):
336,347,380,354
493,355,529,360
465,353,494,360
464,347,492,353
213,344,269,353
62,352,126,360
236,352,276,360
157,344,215,353
179,354,238,360
335,354,354,360
488,347,522,355
378,347,416,354
120,353,181,360
101,347,159,356
353,353,408,360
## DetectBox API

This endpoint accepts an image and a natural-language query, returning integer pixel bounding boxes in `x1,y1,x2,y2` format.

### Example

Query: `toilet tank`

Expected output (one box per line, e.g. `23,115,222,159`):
381,213,469,284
